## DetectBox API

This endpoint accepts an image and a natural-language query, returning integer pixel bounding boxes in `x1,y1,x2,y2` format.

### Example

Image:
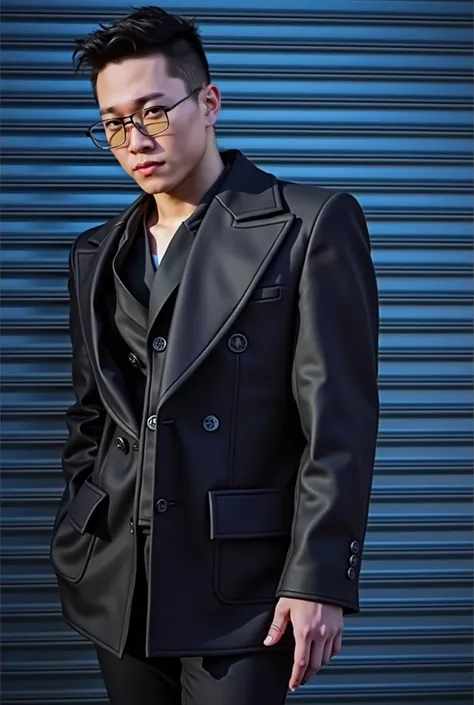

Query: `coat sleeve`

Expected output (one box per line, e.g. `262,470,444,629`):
53,240,107,530
275,192,380,614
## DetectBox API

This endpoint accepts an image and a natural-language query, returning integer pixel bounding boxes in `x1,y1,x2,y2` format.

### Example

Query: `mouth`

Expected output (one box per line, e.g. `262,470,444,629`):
134,161,165,175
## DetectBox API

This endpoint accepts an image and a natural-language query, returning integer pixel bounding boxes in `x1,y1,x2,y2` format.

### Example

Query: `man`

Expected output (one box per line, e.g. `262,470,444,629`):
49,6,379,704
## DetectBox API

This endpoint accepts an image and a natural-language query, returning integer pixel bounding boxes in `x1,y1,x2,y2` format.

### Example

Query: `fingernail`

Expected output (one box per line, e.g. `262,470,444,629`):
264,635,273,645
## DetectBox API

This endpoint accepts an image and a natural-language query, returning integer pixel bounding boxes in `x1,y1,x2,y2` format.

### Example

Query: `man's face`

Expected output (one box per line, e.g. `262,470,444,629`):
95,54,211,195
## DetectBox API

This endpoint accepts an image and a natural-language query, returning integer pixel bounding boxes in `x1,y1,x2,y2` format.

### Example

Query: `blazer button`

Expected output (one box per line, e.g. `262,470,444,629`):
128,352,140,368
350,540,360,554
349,554,359,567
147,415,157,431
202,415,220,432
132,442,139,451
228,333,248,353
152,336,167,352
155,498,168,514
115,437,129,454
347,567,356,580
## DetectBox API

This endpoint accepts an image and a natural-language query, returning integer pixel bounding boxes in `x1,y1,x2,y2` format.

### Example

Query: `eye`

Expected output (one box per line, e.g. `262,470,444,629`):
103,119,122,131
144,106,165,117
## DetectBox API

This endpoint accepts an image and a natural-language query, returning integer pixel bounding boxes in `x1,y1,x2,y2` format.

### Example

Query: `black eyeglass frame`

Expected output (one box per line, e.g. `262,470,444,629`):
85,86,203,150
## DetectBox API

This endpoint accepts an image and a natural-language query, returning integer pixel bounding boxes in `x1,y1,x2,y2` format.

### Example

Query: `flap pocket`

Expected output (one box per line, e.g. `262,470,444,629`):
67,478,108,535
208,487,293,540
251,285,281,301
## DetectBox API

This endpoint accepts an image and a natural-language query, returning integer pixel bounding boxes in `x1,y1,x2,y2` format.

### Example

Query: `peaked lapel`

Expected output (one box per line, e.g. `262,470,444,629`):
74,192,149,440
146,160,231,334
147,222,194,333
158,152,295,409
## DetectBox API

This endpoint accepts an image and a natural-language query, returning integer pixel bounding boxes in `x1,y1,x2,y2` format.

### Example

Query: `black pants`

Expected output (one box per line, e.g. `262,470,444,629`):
96,646,293,705
96,529,293,705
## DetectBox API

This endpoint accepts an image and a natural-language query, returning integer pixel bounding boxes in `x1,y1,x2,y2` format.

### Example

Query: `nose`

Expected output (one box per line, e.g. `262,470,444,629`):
124,120,155,152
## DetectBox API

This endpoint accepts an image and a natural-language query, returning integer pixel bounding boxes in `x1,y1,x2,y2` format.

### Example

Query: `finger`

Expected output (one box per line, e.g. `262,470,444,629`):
321,635,335,667
300,636,325,686
289,632,312,691
264,606,290,646
331,631,342,656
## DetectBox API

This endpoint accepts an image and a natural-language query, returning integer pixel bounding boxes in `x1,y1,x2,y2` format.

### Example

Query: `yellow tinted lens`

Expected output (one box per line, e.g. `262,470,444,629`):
141,107,167,136
108,125,126,147
142,120,167,135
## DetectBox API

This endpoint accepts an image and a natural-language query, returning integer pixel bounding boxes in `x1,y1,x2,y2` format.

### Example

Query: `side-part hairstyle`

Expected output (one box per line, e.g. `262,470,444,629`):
73,5,211,103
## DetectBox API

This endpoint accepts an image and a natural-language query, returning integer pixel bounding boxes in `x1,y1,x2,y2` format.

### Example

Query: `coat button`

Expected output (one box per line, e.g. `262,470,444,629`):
228,333,248,353
147,415,157,431
115,437,129,454
129,518,135,535
350,540,360,554
155,498,168,514
347,567,356,580
128,352,140,368
152,336,167,352
132,442,139,451
202,415,220,432
349,554,359,567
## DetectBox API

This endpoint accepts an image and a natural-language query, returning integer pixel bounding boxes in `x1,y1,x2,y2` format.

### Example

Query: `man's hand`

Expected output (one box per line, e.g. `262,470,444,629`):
263,597,343,691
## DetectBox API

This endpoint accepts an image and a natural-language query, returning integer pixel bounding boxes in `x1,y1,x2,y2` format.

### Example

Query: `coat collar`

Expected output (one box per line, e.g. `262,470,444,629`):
87,191,148,247
76,149,294,434
86,150,284,247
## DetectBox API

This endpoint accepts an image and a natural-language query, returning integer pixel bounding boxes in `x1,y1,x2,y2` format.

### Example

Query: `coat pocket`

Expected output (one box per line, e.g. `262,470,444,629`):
50,478,109,584
250,285,281,302
208,487,293,604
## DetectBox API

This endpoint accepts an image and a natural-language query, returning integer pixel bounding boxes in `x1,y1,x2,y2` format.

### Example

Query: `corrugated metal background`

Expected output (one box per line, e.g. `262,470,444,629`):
1,1,473,703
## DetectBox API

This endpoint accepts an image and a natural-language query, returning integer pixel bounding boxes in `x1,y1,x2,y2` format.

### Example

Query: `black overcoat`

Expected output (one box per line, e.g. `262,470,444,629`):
50,149,380,658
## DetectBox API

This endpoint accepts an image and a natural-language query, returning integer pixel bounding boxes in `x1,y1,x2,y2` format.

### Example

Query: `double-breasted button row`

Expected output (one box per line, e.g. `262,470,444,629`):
129,334,252,367
143,415,221,433
149,334,247,355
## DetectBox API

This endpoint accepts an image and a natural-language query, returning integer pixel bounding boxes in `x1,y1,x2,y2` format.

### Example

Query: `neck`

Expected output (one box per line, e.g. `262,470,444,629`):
150,146,225,228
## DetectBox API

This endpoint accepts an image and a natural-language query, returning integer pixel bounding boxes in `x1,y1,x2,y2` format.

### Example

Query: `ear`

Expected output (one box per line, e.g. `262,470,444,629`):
202,83,221,125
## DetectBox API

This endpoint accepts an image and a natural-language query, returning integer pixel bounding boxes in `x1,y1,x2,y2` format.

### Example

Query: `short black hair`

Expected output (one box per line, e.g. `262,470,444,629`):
73,5,211,104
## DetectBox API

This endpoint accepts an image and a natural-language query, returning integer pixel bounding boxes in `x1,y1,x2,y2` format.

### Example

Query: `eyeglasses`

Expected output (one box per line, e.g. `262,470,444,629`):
85,87,202,150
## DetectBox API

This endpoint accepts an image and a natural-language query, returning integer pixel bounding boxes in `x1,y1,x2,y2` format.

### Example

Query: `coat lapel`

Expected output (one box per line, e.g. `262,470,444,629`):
75,192,149,440
158,153,295,408
147,222,194,333
74,151,295,431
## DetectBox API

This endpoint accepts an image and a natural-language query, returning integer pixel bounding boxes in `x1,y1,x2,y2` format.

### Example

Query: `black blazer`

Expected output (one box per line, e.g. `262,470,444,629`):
50,149,380,658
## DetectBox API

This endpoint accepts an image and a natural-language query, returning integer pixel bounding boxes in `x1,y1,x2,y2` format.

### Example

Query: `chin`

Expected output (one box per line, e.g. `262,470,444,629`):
148,175,186,196
143,184,167,195
136,176,169,195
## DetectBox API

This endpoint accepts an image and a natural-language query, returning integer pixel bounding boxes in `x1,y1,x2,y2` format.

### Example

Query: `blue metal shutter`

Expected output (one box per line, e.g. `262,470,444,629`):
1,1,473,703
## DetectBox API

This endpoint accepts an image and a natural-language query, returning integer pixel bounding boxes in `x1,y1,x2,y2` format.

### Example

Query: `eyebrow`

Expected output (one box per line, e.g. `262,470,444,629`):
99,92,166,117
